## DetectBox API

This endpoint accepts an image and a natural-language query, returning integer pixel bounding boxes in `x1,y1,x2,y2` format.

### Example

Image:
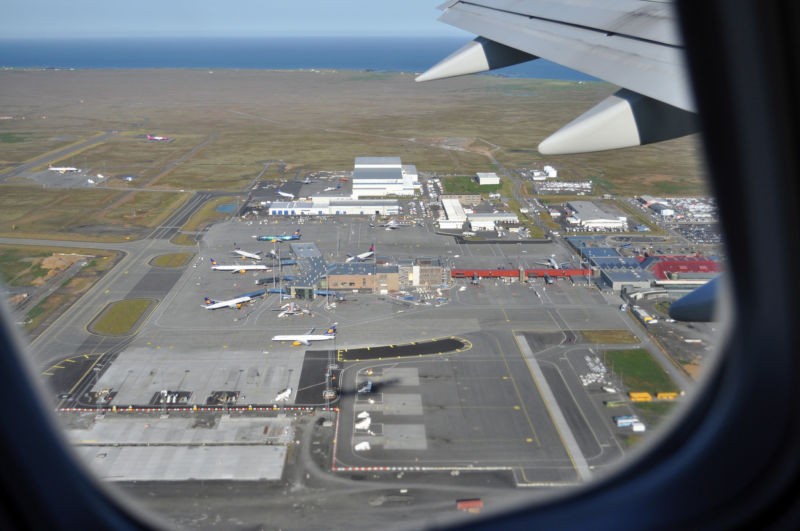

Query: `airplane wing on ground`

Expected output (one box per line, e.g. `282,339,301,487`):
418,0,697,154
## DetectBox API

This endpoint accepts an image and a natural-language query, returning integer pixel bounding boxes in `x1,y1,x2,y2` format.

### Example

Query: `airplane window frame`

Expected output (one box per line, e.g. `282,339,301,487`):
1,1,799,529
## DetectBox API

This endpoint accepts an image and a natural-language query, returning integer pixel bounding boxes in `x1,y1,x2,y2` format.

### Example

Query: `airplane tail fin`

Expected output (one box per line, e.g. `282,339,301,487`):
294,229,301,237
369,244,374,252
210,258,217,265
204,297,215,305
325,326,337,336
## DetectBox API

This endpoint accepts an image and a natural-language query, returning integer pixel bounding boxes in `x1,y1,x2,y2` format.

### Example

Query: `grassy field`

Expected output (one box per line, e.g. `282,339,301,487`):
152,253,192,267
442,176,501,195
537,209,563,231
181,196,237,231
0,244,112,287
0,247,49,286
0,185,188,241
630,401,679,428
101,190,189,228
611,199,665,234
170,232,197,246
91,298,154,335
0,131,88,168
1,70,705,198
580,330,640,344
654,300,672,317
604,348,680,394
18,248,121,336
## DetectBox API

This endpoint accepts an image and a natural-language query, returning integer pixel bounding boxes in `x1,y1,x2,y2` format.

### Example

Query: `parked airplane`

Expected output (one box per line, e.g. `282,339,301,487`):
295,176,312,184
202,295,252,310
536,256,568,269
276,189,294,199
380,220,402,230
276,302,311,318
274,387,292,402
146,134,170,141
345,244,374,263
232,243,261,261
48,165,78,173
255,229,301,242
323,184,341,192
210,258,270,273
272,325,336,346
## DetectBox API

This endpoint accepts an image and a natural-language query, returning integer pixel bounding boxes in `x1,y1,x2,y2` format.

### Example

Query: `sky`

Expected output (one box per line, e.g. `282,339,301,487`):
1,0,470,39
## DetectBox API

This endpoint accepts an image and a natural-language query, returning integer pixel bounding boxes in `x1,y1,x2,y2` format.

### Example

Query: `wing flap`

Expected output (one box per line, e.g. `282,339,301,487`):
437,0,694,112
451,0,681,46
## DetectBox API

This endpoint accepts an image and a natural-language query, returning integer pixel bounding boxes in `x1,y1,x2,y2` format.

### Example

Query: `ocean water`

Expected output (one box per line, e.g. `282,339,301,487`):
0,37,597,81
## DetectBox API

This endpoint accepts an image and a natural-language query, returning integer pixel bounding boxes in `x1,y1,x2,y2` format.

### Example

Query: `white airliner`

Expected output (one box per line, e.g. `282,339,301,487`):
274,387,292,402
202,295,252,310
232,243,261,260
345,244,374,263
210,258,270,273
146,134,170,141
48,165,79,173
272,325,336,346
535,257,567,269
276,302,311,318
276,189,294,199
381,220,401,230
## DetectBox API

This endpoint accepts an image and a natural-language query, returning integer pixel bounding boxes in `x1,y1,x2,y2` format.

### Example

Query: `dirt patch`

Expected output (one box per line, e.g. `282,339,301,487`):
31,253,86,286
41,253,84,271
8,293,28,306
683,362,704,380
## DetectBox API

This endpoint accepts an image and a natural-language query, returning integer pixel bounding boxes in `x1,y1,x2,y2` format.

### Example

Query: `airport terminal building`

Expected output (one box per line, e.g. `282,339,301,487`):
268,199,400,216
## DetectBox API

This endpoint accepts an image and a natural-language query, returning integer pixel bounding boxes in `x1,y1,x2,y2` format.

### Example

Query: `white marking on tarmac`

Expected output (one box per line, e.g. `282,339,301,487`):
516,334,592,482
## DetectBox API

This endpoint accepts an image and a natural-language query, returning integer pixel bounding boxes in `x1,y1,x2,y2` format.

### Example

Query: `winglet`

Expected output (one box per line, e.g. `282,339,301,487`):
539,89,698,154
416,37,536,82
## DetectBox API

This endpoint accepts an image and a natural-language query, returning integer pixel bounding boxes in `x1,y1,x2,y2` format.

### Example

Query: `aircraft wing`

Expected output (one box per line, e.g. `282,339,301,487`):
419,0,698,154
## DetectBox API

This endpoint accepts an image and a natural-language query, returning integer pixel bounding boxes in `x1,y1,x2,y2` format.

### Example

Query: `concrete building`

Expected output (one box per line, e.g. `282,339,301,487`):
439,197,467,230
649,203,676,217
469,218,496,231
440,194,481,206
397,258,443,287
268,199,399,216
566,201,627,230
326,263,399,294
477,172,500,185
351,157,420,198
601,269,656,292
467,212,519,226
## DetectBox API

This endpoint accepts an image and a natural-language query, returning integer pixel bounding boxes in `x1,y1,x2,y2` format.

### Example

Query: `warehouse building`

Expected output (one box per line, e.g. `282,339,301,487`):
476,172,500,185
649,202,676,217
439,197,467,230
468,212,519,231
351,157,420,198
566,201,628,230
